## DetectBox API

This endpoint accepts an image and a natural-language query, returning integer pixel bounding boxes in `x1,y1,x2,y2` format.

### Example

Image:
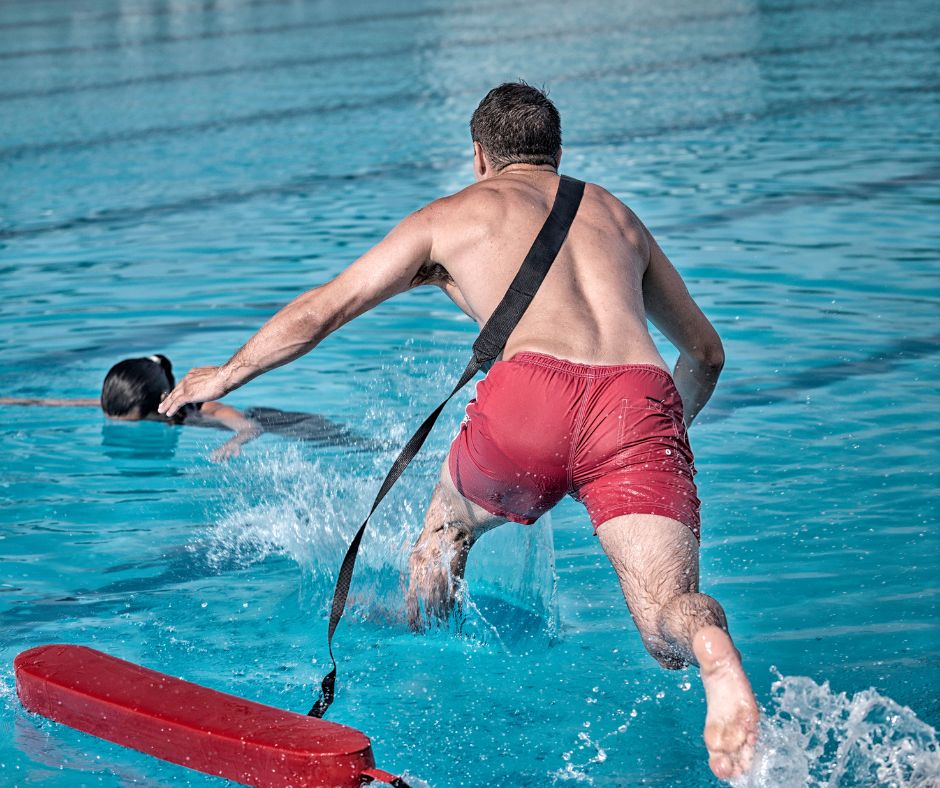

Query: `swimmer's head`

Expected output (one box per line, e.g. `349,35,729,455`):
101,355,175,421
470,81,562,178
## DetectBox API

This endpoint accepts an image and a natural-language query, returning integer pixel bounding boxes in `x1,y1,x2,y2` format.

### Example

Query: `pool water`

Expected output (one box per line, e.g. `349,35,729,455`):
1,0,939,785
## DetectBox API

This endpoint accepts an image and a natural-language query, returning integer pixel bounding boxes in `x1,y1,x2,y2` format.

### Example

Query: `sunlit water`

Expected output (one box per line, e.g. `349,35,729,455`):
1,0,938,785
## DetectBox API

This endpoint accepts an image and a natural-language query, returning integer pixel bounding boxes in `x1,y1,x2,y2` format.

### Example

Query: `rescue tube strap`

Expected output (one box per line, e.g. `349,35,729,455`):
309,175,585,722
360,767,412,786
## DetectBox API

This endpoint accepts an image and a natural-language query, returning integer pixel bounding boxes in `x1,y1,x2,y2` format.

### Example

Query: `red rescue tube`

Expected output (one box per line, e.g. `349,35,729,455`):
15,644,399,787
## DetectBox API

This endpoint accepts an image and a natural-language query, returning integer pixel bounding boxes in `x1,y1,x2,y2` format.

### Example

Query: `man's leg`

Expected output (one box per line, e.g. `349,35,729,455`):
596,514,759,780
406,461,506,629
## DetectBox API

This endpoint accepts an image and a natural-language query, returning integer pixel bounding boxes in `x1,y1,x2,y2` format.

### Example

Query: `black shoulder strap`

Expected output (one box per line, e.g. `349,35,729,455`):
309,175,585,721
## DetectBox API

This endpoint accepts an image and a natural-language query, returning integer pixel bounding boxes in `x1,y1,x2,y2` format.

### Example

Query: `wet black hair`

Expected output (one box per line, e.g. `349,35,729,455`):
100,355,174,418
470,81,562,170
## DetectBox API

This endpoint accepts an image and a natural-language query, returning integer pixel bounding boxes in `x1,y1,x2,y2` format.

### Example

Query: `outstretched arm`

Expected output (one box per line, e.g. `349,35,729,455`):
159,207,436,418
0,397,100,407
641,231,724,426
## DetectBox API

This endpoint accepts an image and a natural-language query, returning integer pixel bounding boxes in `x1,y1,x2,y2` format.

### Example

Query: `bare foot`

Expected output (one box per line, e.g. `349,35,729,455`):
693,626,759,781
406,538,456,631
406,522,473,630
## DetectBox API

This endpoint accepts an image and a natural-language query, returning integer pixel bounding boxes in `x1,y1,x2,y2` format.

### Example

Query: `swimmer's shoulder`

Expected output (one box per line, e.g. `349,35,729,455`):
191,401,235,421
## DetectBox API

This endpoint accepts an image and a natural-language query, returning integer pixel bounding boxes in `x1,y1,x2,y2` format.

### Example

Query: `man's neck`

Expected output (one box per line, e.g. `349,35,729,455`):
496,163,558,176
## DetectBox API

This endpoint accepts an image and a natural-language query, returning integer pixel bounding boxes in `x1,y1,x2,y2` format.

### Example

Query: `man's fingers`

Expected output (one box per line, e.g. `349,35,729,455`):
157,367,224,417
159,393,176,417
160,387,185,417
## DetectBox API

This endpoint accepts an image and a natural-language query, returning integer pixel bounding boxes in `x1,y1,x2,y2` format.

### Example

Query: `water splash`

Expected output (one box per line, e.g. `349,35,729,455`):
205,445,388,577
0,670,15,713
734,672,940,787
202,443,558,639
461,516,559,647
553,729,609,783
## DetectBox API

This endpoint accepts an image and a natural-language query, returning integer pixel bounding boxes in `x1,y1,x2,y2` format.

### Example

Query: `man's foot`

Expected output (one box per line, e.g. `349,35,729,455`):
406,537,457,631
693,626,759,781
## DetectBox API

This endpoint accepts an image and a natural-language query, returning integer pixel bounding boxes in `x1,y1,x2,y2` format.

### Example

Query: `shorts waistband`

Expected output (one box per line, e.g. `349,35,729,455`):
507,351,673,379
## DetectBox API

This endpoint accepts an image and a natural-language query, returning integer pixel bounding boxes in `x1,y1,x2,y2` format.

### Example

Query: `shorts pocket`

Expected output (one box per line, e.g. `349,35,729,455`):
616,397,683,466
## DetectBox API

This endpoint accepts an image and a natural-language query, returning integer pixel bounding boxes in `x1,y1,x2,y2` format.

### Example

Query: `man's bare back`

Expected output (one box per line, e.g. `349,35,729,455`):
158,82,756,781
416,168,664,369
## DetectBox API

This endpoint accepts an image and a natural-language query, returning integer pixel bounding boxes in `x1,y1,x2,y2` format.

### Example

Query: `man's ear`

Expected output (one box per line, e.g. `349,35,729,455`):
473,141,488,181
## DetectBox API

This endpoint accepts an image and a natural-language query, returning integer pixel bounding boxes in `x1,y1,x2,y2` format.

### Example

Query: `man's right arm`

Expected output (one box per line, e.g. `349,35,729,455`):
159,206,437,418
641,230,725,426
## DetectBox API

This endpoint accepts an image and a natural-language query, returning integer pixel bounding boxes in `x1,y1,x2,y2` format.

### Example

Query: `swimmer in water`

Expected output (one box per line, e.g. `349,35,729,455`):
0,354,260,461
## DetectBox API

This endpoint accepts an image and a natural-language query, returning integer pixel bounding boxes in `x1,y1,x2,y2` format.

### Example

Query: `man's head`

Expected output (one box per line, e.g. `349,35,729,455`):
470,82,562,179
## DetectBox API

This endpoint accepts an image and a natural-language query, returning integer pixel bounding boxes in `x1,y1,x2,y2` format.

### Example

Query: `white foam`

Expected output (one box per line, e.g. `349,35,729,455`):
734,671,940,787
0,668,16,713
202,443,558,635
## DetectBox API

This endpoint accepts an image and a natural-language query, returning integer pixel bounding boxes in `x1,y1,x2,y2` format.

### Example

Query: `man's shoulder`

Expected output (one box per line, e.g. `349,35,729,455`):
418,181,506,229
584,182,648,240
419,177,645,237
583,180,640,218
434,180,504,209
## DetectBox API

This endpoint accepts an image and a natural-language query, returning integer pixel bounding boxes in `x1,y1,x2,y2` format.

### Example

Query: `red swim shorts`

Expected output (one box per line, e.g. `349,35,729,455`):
448,352,701,539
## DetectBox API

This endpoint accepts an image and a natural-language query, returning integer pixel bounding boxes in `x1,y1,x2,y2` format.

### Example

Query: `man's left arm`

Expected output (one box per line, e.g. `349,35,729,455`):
159,207,436,418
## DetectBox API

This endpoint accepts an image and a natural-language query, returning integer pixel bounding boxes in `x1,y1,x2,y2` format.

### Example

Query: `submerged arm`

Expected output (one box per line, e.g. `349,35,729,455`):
198,402,262,461
641,231,725,426
159,207,437,418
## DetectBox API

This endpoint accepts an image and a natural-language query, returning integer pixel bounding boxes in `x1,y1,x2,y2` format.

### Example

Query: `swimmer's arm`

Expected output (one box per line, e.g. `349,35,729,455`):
641,231,725,426
199,402,262,462
0,397,100,407
160,207,435,417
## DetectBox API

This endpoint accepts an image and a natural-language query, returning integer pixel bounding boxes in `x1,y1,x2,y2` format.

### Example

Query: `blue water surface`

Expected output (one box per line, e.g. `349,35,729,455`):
1,0,939,785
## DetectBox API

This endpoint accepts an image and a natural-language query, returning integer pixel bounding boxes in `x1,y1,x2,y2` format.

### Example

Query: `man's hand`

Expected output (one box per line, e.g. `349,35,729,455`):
159,366,232,418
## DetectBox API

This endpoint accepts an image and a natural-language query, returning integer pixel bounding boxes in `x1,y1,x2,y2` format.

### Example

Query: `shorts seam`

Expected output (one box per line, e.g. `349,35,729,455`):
567,378,594,492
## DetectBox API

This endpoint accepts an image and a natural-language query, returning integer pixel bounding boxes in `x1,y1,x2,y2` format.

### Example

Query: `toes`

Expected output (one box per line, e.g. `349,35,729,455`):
737,743,755,775
708,752,733,780
705,712,759,781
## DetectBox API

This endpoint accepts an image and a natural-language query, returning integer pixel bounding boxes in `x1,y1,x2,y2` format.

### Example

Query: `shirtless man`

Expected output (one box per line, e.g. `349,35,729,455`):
159,82,758,780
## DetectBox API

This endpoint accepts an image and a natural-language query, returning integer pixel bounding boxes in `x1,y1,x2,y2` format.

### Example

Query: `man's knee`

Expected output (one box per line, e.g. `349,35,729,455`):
659,592,727,627
631,601,690,669
634,593,728,669
657,592,728,645
637,627,688,670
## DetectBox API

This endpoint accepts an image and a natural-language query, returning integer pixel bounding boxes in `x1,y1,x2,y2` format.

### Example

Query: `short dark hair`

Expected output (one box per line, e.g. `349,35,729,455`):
470,82,562,170
101,355,174,418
